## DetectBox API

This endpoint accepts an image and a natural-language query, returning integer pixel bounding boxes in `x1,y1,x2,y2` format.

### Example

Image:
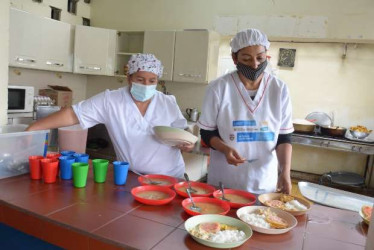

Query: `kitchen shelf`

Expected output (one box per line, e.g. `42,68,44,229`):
117,52,140,56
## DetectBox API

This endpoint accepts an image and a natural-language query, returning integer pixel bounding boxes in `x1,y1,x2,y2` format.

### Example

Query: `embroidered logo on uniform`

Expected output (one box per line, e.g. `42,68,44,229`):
229,134,235,141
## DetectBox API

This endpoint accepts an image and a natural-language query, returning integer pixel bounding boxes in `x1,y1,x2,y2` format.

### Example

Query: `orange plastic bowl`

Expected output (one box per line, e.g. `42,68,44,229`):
174,181,215,198
182,197,230,216
131,185,176,205
137,174,178,188
213,189,257,208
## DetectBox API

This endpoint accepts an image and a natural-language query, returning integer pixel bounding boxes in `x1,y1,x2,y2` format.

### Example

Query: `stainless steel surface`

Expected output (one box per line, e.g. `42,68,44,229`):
219,181,230,201
184,173,197,193
350,130,371,139
186,188,201,212
131,169,161,185
298,181,374,212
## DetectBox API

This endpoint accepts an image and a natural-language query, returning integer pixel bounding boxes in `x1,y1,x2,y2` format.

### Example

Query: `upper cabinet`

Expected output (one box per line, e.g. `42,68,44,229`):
9,8,73,72
173,30,220,83
74,25,116,76
143,31,175,81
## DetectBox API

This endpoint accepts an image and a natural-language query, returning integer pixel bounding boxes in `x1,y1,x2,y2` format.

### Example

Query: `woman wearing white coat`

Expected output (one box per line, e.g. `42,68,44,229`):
198,29,294,194
27,54,194,178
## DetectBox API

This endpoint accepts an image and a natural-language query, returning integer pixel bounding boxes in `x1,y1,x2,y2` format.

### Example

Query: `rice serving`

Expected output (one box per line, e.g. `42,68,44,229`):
189,222,246,243
239,213,271,229
285,200,307,211
210,230,246,243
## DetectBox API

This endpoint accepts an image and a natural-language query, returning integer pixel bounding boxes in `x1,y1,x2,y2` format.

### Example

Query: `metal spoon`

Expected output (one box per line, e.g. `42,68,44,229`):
184,173,197,193
219,182,230,201
132,169,161,185
186,188,201,212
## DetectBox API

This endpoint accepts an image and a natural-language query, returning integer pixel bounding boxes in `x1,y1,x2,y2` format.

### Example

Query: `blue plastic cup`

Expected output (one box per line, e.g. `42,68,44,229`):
74,153,89,163
59,156,76,180
60,150,75,156
113,161,129,185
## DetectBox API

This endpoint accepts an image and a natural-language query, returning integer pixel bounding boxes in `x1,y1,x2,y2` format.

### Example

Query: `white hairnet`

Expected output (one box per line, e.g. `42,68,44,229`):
230,28,270,53
127,53,163,78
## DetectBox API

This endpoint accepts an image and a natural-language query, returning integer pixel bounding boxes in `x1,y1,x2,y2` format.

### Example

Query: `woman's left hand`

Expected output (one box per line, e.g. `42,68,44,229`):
176,143,195,152
277,172,292,194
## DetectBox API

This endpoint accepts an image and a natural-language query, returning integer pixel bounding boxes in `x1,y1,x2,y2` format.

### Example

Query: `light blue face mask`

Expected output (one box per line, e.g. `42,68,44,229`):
130,82,157,102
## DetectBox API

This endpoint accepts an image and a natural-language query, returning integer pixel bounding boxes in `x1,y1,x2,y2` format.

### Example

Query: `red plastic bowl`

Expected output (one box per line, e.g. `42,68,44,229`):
213,189,256,208
174,181,215,198
182,197,230,216
137,174,178,188
131,185,176,205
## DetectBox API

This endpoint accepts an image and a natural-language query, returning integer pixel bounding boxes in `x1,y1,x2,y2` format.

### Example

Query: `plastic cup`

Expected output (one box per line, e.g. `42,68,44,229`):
60,150,75,156
72,162,89,188
46,152,61,160
113,161,129,185
29,155,44,180
59,156,76,180
74,153,89,163
92,159,109,183
41,158,59,184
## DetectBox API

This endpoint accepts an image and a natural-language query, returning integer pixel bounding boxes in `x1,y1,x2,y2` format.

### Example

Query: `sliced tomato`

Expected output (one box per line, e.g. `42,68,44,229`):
362,205,373,220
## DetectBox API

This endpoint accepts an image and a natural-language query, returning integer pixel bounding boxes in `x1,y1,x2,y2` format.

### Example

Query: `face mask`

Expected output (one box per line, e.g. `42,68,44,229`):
236,60,268,81
130,82,157,102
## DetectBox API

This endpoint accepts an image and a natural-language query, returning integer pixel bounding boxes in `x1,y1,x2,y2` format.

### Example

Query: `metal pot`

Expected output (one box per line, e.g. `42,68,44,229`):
293,119,316,133
320,126,347,137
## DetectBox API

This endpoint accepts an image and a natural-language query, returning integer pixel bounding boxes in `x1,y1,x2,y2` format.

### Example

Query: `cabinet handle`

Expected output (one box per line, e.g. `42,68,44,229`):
46,61,64,67
16,57,36,63
79,66,101,71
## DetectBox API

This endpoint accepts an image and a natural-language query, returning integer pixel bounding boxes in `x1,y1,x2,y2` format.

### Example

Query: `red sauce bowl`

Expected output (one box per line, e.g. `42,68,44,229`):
213,189,257,208
182,197,230,216
137,174,178,188
131,185,176,205
174,181,215,198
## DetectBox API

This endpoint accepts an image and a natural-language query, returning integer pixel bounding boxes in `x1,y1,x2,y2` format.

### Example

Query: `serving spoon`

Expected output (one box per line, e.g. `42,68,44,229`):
219,181,230,201
184,173,197,193
132,169,161,185
186,188,201,212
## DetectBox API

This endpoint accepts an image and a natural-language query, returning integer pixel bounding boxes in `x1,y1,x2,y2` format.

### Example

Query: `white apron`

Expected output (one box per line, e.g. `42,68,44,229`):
198,72,294,194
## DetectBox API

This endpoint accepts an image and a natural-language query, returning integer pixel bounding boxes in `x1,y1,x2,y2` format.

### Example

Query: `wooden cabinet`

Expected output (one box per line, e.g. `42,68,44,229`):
143,31,175,81
74,25,116,76
173,30,220,83
9,8,73,72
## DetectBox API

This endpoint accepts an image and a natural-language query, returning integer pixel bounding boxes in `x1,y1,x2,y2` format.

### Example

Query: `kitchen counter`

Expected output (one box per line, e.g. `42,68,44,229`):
0,166,369,250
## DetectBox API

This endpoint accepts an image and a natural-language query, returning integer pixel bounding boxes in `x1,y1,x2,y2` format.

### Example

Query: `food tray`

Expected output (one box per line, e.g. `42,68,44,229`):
298,181,374,212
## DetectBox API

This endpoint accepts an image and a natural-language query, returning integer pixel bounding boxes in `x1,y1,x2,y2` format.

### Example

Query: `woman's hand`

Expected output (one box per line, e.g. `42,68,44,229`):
222,146,246,166
277,171,292,194
176,143,195,152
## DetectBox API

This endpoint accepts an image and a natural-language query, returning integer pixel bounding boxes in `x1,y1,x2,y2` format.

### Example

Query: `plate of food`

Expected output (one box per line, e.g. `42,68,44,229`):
131,185,176,205
153,126,198,146
237,206,297,234
258,193,311,216
213,189,256,208
174,181,215,198
182,197,231,216
137,174,178,188
185,214,252,249
359,205,372,225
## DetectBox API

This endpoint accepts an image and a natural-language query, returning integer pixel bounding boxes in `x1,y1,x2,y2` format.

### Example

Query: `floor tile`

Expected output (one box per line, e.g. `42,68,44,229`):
48,201,125,232
93,214,175,249
89,237,124,250
303,233,365,250
309,204,362,224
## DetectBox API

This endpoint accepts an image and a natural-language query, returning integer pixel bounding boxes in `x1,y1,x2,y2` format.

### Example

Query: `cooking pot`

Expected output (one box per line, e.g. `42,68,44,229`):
320,126,347,137
293,119,316,133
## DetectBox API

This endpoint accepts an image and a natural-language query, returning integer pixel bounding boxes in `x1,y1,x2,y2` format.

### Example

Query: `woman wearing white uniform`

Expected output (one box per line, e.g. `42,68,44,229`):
27,54,194,178
198,29,294,194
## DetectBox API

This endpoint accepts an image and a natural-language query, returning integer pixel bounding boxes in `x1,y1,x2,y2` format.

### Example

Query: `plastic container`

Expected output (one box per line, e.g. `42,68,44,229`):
58,125,88,154
0,124,48,179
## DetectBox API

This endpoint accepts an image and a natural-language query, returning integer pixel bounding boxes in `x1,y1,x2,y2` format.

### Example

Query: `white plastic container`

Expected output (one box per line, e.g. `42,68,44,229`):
0,124,48,179
58,124,88,154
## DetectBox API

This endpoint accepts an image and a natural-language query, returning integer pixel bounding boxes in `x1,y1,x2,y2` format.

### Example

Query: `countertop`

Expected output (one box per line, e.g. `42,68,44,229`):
0,166,369,250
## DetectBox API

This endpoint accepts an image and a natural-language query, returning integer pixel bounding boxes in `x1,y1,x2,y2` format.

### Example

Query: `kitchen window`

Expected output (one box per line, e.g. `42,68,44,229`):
50,6,61,21
82,17,90,26
67,0,78,15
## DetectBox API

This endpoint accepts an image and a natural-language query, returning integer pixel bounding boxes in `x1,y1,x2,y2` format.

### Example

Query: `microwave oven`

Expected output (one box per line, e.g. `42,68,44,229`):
8,85,34,113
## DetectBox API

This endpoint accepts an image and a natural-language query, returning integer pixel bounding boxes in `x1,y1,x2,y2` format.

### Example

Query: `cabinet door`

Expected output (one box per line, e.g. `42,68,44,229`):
9,8,42,69
40,18,74,72
173,31,209,83
74,25,116,76
143,31,175,81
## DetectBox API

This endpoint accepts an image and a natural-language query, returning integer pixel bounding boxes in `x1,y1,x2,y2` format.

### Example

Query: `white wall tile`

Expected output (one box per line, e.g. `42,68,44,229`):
61,11,83,25
77,1,90,19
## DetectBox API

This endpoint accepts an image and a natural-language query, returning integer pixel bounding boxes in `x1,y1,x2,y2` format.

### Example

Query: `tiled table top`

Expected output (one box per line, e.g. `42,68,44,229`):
0,166,369,250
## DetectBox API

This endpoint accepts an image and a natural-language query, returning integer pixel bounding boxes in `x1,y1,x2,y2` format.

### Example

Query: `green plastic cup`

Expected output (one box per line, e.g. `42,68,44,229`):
92,159,109,183
72,162,89,188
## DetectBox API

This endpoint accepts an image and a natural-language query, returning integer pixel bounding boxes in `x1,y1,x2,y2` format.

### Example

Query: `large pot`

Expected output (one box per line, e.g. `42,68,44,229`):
320,126,347,137
293,119,316,133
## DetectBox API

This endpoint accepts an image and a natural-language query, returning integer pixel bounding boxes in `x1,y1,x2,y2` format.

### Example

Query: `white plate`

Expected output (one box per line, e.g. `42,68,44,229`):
184,214,252,249
236,206,297,234
153,126,198,145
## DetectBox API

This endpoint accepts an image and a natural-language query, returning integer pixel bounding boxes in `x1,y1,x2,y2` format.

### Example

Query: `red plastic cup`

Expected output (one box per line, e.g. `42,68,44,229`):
41,158,59,184
29,156,44,180
46,153,61,177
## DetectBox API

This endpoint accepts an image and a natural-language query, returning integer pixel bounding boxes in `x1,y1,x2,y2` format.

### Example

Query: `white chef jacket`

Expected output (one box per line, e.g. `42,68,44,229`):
198,71,294,194
73,86,187,178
